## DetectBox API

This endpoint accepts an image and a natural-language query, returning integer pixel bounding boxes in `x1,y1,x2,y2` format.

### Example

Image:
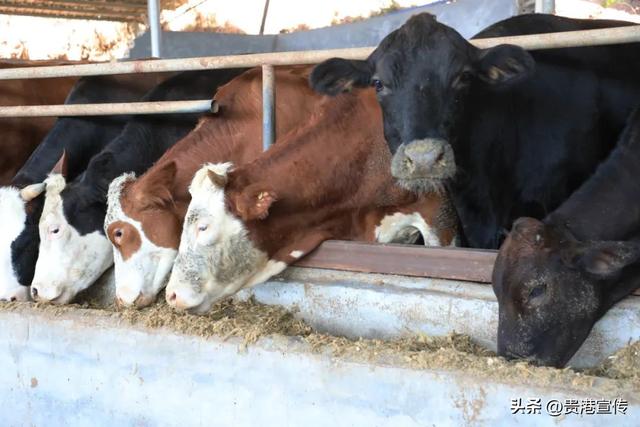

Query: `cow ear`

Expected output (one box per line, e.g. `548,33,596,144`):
476,44,535,87
51,150,69,178
136,161,176,208
576,241,640,277
233,184,277,221
310,58,373,96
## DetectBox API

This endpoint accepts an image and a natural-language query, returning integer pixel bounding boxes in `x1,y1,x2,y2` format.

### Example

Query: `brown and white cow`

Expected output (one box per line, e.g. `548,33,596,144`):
105,66,329,307
165,81,458,314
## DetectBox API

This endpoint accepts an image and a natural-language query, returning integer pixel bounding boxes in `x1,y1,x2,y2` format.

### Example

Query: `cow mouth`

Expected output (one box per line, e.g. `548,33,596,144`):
394,176,450,194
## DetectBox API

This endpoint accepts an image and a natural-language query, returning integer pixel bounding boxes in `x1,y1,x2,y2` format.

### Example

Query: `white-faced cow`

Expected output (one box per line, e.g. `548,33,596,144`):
165,78,457,314
105,66,357,307
29,69,243,304
0,74,161,302
493,107,640,368
310,13,640,249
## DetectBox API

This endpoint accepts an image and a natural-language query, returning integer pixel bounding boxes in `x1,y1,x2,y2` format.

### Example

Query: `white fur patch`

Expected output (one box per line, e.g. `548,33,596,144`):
166,163,278,314
105,172,177,306
32,174,113,304
189,162,234,193
289,250,304,259
375,212,441,247
0,187,30,301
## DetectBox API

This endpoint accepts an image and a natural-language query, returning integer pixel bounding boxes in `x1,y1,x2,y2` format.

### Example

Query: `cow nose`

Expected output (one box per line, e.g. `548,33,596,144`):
404,140,445,172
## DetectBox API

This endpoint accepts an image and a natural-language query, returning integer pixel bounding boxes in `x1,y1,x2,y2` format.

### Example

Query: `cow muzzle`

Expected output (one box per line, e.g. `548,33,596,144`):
390,138,456,192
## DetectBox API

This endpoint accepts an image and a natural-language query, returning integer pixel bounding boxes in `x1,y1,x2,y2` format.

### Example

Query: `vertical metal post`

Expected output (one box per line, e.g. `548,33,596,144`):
259,0,271,35
262,64,275,151
147,0,162,58
535,0,555,13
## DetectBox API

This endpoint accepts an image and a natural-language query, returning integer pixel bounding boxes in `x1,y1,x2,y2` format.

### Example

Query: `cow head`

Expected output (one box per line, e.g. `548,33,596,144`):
31,153,113,304
165,163,281,314
0,183,45,301
105,162,180,308
492,217,640,367
310,13,534,192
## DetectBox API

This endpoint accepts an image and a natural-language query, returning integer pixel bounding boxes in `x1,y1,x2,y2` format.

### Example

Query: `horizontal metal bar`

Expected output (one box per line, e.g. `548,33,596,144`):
0,25,637,80
0,99,214,117
294,240,498,283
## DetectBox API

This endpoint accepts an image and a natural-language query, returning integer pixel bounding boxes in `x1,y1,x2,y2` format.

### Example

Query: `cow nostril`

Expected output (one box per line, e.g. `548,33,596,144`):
403,156,415,173
168,292,177,302
31,287,38,298
10,296,16,302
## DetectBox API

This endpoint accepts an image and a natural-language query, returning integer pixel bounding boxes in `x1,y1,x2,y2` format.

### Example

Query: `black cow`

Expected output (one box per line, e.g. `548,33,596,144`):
310,13,640,249
29,69,245,304
492,107,640,367
0,75,159,301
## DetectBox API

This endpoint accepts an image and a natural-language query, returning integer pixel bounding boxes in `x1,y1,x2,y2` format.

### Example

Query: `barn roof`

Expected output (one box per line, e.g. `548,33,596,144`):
0,0,186,23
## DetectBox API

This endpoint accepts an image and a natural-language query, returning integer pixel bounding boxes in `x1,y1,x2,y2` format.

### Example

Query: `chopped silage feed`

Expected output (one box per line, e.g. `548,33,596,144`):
0,298,638,395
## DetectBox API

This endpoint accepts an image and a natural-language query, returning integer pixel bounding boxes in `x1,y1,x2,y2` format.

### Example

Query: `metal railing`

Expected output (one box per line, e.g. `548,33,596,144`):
0,24,639,148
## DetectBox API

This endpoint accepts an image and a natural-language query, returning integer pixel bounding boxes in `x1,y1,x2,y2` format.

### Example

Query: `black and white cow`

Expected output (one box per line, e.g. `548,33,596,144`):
0,75,158,301
310,13,640,249
493,107,640,367
30,69,244,304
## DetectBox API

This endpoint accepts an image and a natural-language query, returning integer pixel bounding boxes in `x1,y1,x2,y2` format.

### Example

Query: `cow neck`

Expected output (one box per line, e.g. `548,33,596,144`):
545,110,640,241
225,90,417,260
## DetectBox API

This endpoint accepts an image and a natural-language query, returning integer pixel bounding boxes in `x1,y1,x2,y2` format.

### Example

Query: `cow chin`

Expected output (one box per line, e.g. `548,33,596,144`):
114,245,177,308
166,233,272,314
390,140,456,194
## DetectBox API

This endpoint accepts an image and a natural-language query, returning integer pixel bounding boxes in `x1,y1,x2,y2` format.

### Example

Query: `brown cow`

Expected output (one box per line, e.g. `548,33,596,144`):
164,71,458,314
0,59,79,184
105,66,327,307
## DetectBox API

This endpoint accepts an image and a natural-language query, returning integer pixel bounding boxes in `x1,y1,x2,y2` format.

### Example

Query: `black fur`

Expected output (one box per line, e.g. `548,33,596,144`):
9,75,148,288
493,108,640,367
310,13,640,249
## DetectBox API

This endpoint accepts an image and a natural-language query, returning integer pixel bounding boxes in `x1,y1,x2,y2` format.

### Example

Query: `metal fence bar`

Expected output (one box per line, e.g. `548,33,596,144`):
0,26,638,80
262,64,275,151
0,99,215,117
535,0,555,14
147,0,162,58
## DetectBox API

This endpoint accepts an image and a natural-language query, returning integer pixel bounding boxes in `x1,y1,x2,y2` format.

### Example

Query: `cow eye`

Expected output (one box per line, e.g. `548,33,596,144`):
197,223,208,232
372,79,384,93
528,283,547,301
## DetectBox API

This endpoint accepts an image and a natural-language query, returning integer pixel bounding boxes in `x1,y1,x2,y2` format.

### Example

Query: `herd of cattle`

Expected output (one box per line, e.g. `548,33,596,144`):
0,12,639,369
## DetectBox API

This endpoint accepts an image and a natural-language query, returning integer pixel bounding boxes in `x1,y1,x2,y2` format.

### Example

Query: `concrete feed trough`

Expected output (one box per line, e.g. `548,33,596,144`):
0,264,638,426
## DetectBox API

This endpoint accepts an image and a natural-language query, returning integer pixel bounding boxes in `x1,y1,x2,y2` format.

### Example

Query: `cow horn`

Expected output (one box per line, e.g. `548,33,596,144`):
51,150,69,177
19,183,45,202
207,169,227,187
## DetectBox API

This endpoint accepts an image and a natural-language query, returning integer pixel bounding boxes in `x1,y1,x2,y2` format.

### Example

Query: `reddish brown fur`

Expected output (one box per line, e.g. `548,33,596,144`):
107,221,142,261
0,60,80,184
223,85,457,263
115,66,329,250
